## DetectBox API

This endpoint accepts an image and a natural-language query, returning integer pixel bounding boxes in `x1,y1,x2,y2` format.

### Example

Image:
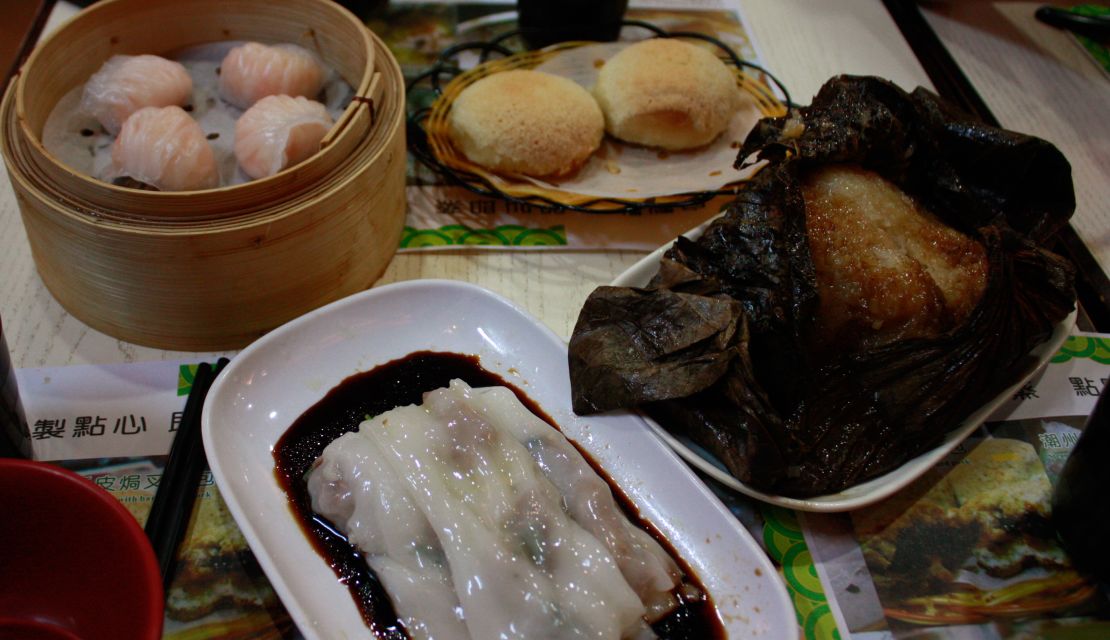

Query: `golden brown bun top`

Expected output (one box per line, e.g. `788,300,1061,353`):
594,38,740,150
448,69,604,177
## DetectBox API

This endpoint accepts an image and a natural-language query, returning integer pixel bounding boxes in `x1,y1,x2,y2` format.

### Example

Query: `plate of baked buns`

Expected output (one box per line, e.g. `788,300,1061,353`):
412,36,787,211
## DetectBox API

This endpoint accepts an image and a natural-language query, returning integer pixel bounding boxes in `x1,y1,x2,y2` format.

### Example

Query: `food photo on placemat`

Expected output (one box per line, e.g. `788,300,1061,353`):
789,365,1110,638
852,434,1098,627
57,456,293,638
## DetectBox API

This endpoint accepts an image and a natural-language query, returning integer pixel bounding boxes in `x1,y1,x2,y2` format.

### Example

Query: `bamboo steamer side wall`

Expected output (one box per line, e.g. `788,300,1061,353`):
18,123,405,350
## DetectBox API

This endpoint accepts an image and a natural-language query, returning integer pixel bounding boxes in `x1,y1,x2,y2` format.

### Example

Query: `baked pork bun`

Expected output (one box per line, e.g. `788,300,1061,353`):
448,69,604,178
594,39,740,150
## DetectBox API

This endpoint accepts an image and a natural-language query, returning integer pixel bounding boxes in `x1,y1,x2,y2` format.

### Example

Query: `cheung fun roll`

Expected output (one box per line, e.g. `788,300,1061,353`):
307,380,684,639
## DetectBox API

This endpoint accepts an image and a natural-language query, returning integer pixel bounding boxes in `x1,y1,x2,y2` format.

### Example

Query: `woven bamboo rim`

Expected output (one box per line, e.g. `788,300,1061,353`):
423,40,788,208
14,0,376,220
1,25,407,350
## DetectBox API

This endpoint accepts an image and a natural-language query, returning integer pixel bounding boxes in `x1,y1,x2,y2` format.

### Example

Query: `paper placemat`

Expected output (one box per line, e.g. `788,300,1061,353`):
12,332,1110,639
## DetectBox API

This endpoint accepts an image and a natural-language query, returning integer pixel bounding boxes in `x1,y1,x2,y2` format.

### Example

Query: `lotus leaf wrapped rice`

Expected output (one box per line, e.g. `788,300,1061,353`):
568,75,1076,497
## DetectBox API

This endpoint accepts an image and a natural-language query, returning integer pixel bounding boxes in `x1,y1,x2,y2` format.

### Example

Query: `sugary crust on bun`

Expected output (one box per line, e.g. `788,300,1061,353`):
448,69,604,178
594,39,740,150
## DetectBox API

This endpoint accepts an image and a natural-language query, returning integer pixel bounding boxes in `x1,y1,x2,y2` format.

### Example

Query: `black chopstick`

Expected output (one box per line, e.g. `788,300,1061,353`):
144,357,229,591
881,0,1000,127
1035,6,1110,41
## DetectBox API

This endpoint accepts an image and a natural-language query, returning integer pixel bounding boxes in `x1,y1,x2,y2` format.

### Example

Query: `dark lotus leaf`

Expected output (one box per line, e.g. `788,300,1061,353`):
568,75,1077,497
739,76,1075,241
738,76,924,181
649,164,819,413
646,355,786,487
568,286,746,414
904,87,1075,243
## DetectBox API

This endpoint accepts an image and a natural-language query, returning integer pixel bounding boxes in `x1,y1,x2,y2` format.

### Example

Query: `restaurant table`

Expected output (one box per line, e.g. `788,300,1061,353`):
3,2,1110,639
0,0,936,369
7,2,1106,368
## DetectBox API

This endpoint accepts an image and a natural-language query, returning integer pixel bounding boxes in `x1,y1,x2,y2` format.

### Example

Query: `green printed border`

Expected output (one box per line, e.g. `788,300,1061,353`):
400,224,567,248
1073,5,1110,73
178,364,200,396
761,505,840,640
1051,336,1110,364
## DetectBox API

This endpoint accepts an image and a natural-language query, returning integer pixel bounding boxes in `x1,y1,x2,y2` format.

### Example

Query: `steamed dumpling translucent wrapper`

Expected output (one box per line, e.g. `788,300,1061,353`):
308,380,669,640
80,54,193,135
109,106,218,192
218,42,325,109
234,95,333,179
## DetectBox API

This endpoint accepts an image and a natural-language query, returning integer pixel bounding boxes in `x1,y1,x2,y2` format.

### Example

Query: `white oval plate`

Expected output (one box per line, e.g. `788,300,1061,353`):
202,280,796,640
611,224,1075,513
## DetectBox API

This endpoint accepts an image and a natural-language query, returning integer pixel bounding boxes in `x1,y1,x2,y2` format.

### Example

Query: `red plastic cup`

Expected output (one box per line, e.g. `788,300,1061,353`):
0,459,163,640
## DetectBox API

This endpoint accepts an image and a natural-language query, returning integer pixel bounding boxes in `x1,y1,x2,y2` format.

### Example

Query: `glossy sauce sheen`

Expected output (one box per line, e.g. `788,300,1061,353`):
274,351,723,640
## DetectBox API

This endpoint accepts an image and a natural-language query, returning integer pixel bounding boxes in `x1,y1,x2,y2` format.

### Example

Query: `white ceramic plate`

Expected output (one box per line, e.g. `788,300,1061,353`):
611,224,1076,513
202,280,796,640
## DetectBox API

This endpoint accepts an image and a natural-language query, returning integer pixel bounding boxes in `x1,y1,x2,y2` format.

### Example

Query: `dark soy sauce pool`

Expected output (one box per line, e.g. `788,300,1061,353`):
274,351,724,640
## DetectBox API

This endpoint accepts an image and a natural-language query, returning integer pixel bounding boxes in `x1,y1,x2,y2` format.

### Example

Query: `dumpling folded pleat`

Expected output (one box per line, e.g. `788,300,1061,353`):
81,54,193,135
234,95,333,179
107,106,218,192
218,42,325,109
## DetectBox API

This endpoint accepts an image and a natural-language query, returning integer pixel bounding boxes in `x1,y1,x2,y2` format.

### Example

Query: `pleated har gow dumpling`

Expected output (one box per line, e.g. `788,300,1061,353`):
109,106,218,192
80,54,193,134
234,95,334,179
218,42,325,109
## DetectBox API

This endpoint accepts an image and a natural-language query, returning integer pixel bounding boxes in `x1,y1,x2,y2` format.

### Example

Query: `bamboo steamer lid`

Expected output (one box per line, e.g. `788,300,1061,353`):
1,0,407,350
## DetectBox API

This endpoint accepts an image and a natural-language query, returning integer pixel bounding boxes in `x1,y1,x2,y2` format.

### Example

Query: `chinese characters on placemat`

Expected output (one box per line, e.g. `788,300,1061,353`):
19,361,188,461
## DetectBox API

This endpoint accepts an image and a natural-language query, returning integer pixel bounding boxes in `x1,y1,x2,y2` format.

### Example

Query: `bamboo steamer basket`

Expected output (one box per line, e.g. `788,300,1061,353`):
15,0,378,220
1,0,407,350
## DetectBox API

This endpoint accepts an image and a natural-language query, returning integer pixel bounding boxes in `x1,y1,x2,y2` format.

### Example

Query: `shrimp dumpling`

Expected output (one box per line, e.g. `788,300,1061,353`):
218,42,325,109
80,55,193,134
109,106,218,192
234,95,333,179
